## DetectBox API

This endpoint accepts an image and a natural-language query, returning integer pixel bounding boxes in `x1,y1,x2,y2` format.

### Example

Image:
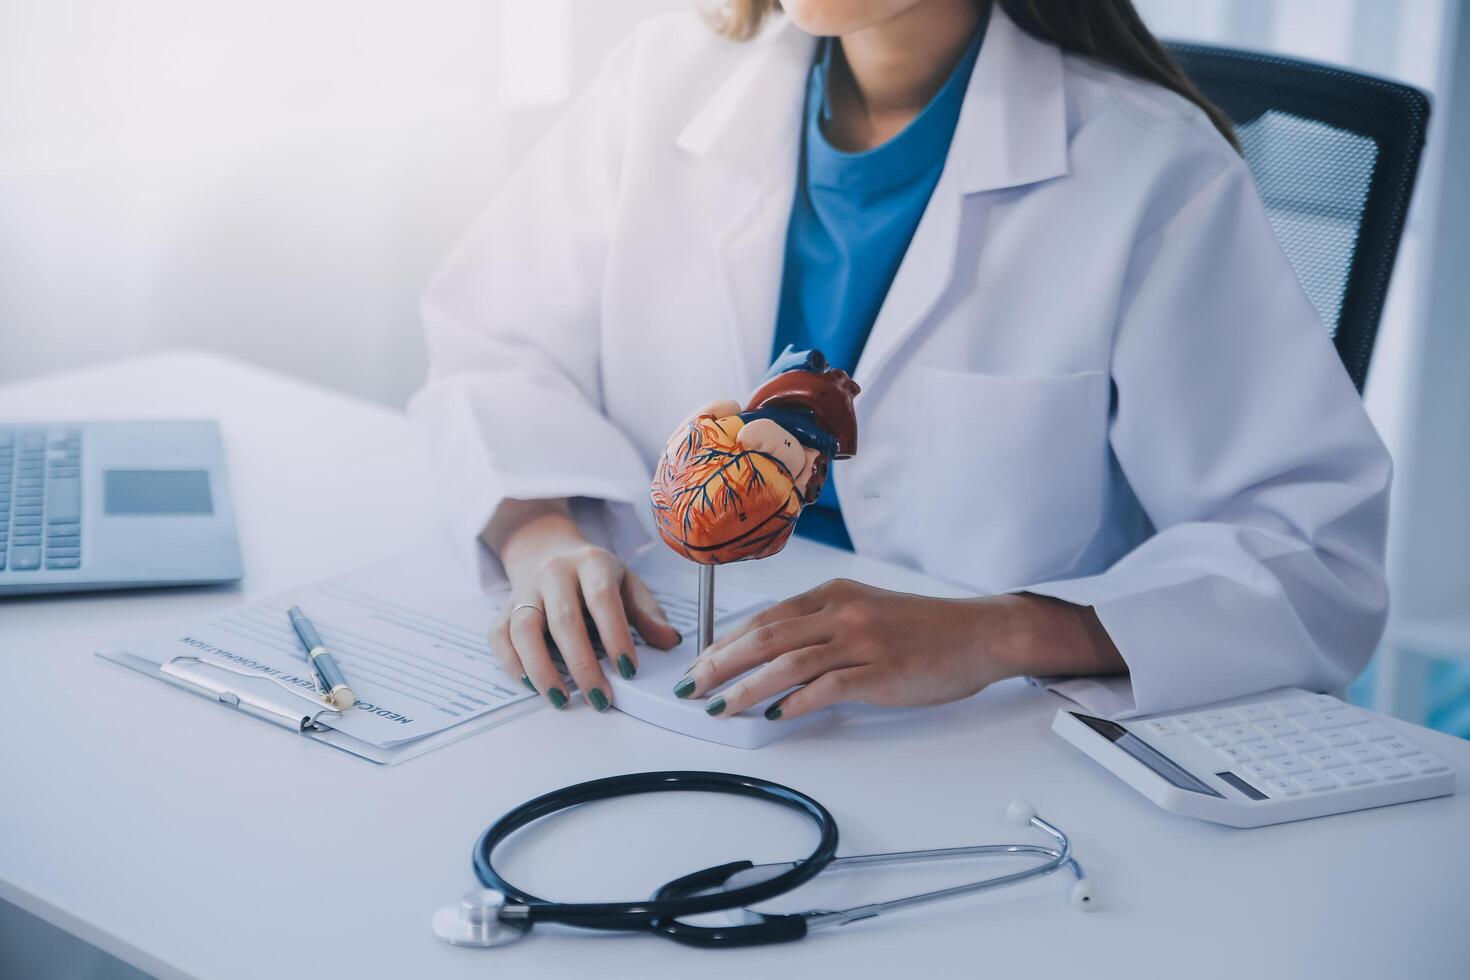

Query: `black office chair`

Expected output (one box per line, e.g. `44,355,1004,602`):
1165,43,1431,392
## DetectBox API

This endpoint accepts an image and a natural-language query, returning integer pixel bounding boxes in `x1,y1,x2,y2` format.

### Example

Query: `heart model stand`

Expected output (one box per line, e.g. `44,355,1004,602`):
604,348,860,749
697,563,716,654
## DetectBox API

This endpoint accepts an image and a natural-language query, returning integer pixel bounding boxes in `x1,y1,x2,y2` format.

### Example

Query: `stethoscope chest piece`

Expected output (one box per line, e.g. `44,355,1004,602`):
432,888,529,947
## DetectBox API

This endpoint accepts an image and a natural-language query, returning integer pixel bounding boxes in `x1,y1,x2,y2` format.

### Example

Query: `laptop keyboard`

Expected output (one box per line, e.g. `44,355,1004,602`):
0,429,82,572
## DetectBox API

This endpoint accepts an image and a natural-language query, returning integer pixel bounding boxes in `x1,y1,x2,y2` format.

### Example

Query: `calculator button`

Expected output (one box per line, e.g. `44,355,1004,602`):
1322,707,1364,725
1270,699,1310,717
1272,756,1313,776
1279,734,1321,753
1305,749,1348,769
1142,720,1175,737
1341,744,1385,764
1264,777,1302,797
1303,694,1342,711
1241,761,1277,781
1298,709,1364,732
1194,731,1228,748
1296,772,1339,793
1170,715,1206,733
1317,729,1360,748
1336,766,1376,786
1200,710,1240,728
1367,760,1411,780
1379,739,1422,758
1236,703,1277,723
1240,739,1285,759
1254,719,1299,738
1352,722,1395,742
1217,746,1252,764
1404,754,1450,776
1217,724,1256,743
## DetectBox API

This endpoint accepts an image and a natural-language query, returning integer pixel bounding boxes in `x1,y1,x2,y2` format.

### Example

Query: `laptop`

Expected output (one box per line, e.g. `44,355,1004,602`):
0,421,243,596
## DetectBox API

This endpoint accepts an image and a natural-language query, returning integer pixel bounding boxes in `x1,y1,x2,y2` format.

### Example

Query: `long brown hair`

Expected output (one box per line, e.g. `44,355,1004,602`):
707,0,1239,151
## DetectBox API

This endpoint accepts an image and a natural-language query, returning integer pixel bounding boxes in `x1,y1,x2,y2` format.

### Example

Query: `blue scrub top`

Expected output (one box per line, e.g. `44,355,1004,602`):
771,19,987,550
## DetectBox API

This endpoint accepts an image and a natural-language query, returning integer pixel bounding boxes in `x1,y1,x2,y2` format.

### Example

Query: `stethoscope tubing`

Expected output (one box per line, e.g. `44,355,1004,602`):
649,810,1086,946
803,813,1083,928
471,770,840,932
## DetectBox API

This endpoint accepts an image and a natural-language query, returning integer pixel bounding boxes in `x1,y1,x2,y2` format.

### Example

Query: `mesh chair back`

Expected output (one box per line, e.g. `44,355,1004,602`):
1166,43,1430,391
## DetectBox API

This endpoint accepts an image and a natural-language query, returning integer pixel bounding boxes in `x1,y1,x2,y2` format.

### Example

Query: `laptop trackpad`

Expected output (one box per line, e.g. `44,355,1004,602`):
103,470,214,515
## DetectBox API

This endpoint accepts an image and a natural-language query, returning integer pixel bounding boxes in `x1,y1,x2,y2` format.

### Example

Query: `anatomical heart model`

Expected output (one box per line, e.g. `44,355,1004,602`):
651,347,859,650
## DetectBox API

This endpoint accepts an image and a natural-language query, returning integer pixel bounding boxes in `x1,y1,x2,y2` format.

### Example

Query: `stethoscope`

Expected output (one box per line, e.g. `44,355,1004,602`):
431,771,1096,949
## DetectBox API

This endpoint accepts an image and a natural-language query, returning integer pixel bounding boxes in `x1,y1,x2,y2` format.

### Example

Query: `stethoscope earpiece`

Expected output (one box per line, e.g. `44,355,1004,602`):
431,888,530,947
1006,798,1039,827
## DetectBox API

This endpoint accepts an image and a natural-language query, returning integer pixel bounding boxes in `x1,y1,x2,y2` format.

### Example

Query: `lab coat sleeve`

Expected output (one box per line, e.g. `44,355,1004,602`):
1025,159,1392,718
407,35,651,576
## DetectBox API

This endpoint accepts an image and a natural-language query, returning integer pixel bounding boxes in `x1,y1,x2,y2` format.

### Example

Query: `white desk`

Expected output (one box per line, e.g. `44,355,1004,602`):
2,352,1466,980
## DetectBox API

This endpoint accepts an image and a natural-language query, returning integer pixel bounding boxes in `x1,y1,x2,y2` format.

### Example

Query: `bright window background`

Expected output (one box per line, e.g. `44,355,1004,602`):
0,0,682,405
1,0,1464,734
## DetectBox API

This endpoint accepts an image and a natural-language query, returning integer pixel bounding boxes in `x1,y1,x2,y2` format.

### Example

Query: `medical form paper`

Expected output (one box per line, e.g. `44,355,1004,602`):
96,541,769,762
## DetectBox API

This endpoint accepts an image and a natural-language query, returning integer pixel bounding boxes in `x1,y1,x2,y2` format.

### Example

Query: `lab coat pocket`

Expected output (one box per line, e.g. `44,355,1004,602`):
915,368,1111,591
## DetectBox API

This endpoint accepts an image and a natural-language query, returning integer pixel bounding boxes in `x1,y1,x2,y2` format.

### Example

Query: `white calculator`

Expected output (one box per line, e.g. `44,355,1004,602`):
1053,688,1457,827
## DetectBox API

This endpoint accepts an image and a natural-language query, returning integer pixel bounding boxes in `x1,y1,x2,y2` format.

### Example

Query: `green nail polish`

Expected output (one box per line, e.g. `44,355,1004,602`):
589,688,610,712
547,687,567,710
705,697,726,717
674,630,685,646
521,675,536,693
617,654,635,679
764,702,783,721
673,675,696,699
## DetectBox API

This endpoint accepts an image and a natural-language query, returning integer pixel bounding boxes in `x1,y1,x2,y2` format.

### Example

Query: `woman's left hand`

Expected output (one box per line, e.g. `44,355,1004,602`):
677,579,1035,720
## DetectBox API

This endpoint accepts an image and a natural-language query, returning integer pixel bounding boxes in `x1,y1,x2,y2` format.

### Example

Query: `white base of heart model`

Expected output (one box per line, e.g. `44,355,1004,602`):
605,604,830,749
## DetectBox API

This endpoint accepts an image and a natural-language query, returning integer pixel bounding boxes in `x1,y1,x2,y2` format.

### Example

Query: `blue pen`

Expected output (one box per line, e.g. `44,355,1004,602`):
287,606,356,710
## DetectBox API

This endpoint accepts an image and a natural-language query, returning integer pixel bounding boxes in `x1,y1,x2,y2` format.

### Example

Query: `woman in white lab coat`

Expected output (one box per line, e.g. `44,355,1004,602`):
410,0,1390,723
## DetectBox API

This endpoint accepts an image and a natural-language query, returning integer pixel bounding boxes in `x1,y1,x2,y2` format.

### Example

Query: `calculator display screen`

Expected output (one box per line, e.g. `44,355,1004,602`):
1071,713,1225,798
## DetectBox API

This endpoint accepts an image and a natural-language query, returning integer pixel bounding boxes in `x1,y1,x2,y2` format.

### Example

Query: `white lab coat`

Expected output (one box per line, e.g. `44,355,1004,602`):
408,7,1391,719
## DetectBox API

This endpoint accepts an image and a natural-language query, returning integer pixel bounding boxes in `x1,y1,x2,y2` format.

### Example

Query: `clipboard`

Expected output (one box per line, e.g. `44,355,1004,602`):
98,645,544,767
90,537,767,765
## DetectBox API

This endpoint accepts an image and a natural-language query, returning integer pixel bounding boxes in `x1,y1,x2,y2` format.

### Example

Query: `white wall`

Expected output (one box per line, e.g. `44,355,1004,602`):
0,0,684,406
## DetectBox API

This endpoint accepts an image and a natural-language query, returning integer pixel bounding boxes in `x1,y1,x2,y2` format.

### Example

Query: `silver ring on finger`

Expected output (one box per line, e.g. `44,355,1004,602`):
510,602,545,620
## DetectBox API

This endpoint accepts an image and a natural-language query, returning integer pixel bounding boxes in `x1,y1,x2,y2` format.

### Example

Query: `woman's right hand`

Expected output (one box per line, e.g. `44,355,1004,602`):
484,499,682,712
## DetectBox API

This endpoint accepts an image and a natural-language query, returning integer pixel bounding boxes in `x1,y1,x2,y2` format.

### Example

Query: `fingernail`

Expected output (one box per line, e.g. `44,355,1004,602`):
547,687,567,710
705,697,726,717
589,688,610,712
764,702,783,721
521,675,536,693
673,675,696,699
616,654,635,679
674,630,685,647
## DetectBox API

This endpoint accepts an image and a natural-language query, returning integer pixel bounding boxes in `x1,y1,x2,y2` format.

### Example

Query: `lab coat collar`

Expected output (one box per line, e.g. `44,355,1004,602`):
674,15,815,186
675,3,1070,195
952,2,1070,193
